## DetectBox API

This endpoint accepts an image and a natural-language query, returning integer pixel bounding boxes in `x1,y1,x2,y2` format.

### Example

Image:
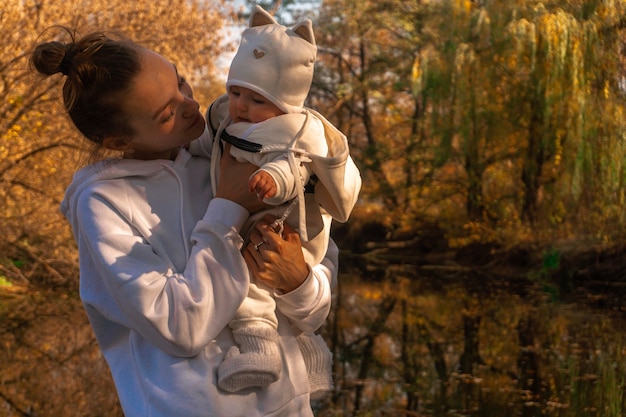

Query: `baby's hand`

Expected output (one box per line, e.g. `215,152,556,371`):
249,170,277,201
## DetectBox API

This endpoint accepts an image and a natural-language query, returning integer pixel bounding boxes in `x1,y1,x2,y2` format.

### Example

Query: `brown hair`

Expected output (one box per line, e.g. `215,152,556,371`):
30,28,142,145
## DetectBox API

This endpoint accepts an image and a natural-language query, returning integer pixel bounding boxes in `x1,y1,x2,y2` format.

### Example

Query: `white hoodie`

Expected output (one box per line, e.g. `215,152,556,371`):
60,147,337,417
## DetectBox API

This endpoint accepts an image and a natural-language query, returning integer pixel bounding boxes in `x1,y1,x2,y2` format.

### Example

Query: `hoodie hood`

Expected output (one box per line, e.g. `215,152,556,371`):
60,154,189,229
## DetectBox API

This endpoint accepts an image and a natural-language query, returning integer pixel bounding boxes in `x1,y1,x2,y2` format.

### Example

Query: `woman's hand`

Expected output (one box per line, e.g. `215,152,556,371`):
215,144,266,213
243,215,309,293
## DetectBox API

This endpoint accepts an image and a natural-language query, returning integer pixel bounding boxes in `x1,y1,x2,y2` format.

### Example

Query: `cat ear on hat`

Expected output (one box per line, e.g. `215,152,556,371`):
291,19,315,46
249,5,277,27
248,4,315,47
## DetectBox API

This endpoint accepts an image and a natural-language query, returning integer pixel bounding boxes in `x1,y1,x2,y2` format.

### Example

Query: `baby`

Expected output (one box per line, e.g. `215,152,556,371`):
192,5,361,397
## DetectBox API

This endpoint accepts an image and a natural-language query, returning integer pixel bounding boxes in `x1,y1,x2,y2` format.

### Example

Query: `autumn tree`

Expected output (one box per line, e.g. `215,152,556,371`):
0,0,231,286
311,1,626,415
504,2,626,228
0,1,232,415
312,1,432,234
312,0,626,242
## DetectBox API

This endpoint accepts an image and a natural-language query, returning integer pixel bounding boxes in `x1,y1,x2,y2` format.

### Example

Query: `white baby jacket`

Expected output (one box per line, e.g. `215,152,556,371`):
191,94,361,264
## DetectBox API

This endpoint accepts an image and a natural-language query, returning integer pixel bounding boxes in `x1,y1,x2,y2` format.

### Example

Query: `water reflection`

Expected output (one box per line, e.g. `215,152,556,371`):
320,260,626,417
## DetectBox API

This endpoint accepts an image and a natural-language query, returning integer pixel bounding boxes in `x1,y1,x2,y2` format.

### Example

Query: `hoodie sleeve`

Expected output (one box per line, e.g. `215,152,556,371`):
274,238,338,334
77,191,250,358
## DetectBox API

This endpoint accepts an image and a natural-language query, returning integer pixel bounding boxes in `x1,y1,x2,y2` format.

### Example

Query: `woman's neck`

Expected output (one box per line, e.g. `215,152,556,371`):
123,147,179,161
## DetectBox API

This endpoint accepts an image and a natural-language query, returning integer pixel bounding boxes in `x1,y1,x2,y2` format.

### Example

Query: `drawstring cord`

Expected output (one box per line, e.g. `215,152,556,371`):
270,197,298,237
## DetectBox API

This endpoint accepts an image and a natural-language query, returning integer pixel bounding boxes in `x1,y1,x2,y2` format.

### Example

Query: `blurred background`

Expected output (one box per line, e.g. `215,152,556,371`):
1,0,625,416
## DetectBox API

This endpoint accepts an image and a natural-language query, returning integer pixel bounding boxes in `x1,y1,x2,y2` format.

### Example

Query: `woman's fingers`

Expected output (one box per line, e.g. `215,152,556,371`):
242,215,308,293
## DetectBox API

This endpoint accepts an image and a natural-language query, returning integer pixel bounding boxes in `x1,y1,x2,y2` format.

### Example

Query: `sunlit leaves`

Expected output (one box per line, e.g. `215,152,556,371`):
0,4,232,411
313,0,626,242
0,0,230,272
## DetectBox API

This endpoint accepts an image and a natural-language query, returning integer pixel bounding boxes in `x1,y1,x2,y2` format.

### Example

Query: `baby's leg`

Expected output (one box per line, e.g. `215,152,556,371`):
218,281,281,392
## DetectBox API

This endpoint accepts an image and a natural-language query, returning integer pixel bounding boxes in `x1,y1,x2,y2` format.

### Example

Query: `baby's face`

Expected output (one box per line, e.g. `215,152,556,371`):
228,86,284,123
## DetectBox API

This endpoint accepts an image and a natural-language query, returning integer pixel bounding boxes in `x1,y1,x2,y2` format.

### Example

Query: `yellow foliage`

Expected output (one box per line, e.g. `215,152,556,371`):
0,0,232,265
411,55,422,97
359,287,384,302
454,0,473,17
373,333,398,366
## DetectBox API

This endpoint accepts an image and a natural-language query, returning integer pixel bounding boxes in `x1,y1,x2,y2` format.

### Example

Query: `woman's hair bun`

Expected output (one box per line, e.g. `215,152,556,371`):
31,41,74,76
29,28,142,144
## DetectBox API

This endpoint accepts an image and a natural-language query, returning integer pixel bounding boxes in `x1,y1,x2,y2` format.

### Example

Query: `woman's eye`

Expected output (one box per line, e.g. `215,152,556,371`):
162,109,175,124
178,76,186,88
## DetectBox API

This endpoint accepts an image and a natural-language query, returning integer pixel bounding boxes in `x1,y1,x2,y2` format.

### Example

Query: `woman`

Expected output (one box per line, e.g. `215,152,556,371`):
30,28,336,417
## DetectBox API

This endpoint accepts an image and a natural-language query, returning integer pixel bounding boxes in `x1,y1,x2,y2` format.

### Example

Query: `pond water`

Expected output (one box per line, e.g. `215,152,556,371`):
1,251,623,417
316,257,626,417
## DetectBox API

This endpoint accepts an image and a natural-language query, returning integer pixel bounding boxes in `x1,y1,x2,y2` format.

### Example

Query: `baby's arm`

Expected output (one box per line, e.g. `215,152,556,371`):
249,170,278,201
254,154,312,205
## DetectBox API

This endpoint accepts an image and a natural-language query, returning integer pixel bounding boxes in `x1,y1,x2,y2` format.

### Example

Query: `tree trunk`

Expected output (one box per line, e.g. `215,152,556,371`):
517,315,542,417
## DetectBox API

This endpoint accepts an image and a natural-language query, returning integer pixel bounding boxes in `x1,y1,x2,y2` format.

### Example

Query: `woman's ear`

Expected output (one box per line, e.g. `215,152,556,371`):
102,136,131,151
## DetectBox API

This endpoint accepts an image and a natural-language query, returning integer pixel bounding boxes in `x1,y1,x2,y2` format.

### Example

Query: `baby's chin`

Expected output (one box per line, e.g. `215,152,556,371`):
233,117,251,123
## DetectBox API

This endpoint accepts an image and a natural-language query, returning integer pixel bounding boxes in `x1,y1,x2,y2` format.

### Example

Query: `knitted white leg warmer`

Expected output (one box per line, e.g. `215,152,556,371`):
218,325,282,393
296,333,333,400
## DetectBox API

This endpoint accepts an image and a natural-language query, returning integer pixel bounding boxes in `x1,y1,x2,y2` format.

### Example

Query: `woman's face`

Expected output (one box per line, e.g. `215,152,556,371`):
121,48,205,160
